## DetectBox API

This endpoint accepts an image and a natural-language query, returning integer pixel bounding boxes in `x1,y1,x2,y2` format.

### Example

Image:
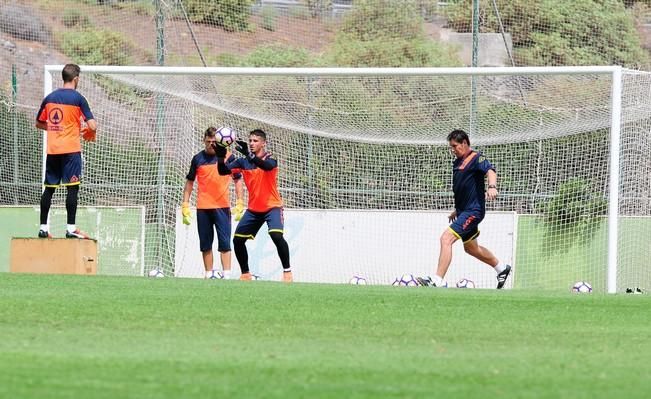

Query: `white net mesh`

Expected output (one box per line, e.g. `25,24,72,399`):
31,66,651,291
2,0,651,291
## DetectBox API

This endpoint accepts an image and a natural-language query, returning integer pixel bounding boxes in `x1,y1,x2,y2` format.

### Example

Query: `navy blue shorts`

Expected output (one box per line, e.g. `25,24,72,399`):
449,210,483,243
196,208,232,252
44,152,82,187
234,207,284,240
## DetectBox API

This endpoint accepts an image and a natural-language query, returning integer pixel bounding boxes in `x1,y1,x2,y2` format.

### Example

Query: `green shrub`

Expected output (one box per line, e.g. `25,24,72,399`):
340,0,423,40
540,177,607,254
324,34,461,67
183,0,253,32
60,29,133,65
322,0,461,67
445,0,649,67
62,9,90,28
261,5,276,31
245,45,313,67
323,0,461,67
304,0,332,18
211,52,242,66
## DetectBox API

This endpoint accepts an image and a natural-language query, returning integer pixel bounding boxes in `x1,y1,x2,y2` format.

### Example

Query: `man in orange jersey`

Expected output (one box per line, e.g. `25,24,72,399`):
182,127,244,279
216,129,293,282
35,64,97,239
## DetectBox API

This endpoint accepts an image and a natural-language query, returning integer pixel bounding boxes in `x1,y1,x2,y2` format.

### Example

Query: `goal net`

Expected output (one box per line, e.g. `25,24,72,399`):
42,65,651,292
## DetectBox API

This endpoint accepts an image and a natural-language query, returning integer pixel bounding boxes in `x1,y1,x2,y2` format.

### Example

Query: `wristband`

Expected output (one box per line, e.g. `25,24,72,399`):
488,185,497,189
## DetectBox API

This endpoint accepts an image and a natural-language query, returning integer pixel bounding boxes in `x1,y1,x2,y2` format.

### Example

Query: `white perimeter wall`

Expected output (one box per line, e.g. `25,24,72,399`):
175,209,516,289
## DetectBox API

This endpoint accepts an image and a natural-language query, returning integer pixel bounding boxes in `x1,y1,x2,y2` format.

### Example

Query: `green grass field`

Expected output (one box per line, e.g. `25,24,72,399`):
0,273,649,399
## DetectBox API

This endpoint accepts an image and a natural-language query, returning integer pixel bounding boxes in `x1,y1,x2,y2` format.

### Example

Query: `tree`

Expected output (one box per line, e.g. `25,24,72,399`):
183,0,253,32
323,0,461,67
445,0,649,68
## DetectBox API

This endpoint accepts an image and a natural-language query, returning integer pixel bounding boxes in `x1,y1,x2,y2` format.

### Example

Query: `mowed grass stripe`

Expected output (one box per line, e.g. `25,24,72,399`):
0,274,649,399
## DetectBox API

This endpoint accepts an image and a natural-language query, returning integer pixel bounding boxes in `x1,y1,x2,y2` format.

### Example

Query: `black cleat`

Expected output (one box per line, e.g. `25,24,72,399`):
38,230,51,238
66,229,90,239
416,276,432,286
496,265,512,289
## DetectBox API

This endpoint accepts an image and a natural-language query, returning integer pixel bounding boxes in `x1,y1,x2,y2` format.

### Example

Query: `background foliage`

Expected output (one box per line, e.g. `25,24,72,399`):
445,0,649,67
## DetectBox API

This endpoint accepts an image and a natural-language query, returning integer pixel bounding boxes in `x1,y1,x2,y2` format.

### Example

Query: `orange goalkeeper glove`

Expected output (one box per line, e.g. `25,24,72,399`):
81,126,96,142
233,199,245,222
181,202,191,225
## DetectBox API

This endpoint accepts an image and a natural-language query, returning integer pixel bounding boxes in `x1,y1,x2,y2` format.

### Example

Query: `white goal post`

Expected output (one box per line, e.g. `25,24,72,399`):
42,65,651,292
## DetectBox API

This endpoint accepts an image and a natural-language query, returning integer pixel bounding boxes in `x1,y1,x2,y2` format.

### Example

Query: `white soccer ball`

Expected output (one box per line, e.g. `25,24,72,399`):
394,273,419,287
207,270,224,280
349,276,367,285
148,269,164,278
215,126,235,147
572,281,593,293
456,278,476,289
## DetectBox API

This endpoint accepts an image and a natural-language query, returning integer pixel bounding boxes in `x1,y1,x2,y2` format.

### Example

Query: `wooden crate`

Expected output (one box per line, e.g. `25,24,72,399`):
10,238,97,275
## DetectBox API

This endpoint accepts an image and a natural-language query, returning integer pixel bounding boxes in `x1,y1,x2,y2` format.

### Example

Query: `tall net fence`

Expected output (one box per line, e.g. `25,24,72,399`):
1,1,651,290
8,66,649,291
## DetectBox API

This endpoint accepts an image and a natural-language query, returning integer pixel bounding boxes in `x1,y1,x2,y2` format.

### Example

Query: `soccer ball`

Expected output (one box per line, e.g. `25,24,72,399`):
456,278,476,289
207,270,224,280
392,273,419,287
572,281,593,293
349,276,367,285
215,126,235,147
147,269,164,278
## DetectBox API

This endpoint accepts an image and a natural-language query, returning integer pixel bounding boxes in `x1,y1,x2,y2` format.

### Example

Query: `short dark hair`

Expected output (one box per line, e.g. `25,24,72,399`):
204,126,217,138
447,129,470,145
250,129,267,141
62,64,80,83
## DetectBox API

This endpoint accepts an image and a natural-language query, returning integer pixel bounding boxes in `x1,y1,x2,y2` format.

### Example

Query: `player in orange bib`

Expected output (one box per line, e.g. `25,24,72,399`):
216,129,293,282
35,64,97,239
182,127,244,279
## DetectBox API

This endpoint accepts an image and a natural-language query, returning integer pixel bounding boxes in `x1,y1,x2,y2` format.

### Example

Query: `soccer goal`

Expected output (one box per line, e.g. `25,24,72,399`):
43,65,651,292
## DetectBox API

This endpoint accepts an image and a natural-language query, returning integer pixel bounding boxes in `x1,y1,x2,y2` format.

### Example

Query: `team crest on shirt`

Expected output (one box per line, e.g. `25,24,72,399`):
49,108,63,125
478,155,486,163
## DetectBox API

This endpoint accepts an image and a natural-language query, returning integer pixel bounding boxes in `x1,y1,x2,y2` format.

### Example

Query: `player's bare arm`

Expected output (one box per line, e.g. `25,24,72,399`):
485,169,498,201
86,118,97,132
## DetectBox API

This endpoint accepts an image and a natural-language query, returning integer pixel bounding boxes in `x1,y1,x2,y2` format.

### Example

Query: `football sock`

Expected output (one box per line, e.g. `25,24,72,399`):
269,232,291,270
40,187,55,225
222,269,232,279
233,236,249,274
66,185,79,225
494,263,507,274
433,275,444,286
67,224,76,234
40,224,48,232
